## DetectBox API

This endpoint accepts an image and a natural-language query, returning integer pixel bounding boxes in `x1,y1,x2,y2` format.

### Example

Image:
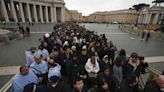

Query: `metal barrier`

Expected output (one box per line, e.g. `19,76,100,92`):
146,66,161,83
0,75,16,92
138,65,161,91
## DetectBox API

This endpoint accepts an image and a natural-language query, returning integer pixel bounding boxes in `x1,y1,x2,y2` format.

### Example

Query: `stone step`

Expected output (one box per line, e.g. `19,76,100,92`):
0,66,19,76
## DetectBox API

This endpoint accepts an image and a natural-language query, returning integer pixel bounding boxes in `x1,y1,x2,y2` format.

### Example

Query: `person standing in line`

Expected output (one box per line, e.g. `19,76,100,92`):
71,77,88,92
85,56,100,88
144,75,164,92
119,73,139,92
25,47,37,66
12,65,38,92
108,41,117,66
30,54,48,84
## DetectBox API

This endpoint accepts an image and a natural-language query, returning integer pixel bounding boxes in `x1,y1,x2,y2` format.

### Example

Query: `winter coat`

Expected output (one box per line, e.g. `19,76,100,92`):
46,81,70,92
119,79,139,92
144,80,163,92
123,58,145,78
113,65,123,84
85,58,100,78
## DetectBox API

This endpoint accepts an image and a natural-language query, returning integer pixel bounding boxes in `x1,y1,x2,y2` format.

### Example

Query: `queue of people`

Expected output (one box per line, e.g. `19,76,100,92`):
12,23,163,92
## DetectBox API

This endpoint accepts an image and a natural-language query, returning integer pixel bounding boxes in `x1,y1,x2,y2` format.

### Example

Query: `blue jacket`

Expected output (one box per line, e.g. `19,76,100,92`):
12,70,38,92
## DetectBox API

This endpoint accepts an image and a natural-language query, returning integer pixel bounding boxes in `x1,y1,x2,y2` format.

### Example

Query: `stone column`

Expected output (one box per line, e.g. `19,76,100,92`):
50,7,54,22
144,14,149,24
137,14,142,24
140,14,143,24
61,6,65,22
146,14,152,24
1,0,9,22
139,14,143,24
26,3,32,22
53,7,57,22
33,4,38,22
19,2,25,22
39,5,43,22
10,1,18,22
45,6,49,23
153,14,159,24
143,14,147,24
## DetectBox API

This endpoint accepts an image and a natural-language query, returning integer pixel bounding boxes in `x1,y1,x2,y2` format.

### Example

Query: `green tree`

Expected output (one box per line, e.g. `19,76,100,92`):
152,0,164,6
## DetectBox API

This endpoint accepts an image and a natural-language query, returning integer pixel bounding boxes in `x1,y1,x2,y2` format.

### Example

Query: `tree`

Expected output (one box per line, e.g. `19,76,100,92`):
152,0,164,6
133,3,150,11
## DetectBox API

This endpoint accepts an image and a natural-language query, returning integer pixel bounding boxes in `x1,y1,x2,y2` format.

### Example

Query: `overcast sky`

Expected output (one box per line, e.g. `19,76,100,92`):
64,0,154,16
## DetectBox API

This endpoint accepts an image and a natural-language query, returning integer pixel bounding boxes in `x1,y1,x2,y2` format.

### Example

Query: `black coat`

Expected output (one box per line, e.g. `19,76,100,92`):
144,80,162,92
99,60,112,72
123,62,145,78
98,73,118,92
78,54,89,66
71,86,88,92
119,79,139,92
46,81,70,92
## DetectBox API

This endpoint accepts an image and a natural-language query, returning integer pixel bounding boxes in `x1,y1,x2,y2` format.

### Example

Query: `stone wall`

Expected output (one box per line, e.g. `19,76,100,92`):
119,24,164,40
0,29,20,45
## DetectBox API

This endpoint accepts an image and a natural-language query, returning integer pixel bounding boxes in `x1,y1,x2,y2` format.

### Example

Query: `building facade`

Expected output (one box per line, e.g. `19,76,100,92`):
64,7,71,22
87,9,139,24
69,10,82,22
0,0,65,23
137,5,164,30
82,16,89,22
138,5,164,25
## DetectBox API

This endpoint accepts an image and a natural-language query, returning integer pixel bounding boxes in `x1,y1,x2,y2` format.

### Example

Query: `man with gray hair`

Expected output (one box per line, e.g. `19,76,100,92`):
144,75,164,92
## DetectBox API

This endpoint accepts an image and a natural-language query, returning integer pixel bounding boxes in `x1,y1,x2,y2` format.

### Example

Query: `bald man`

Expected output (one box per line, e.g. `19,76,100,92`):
12,66,38,92
144,75,164,92
30,54,48,84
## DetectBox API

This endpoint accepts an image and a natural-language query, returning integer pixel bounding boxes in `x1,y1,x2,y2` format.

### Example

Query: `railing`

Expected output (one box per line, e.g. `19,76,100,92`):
0,75,16,92
0,65,162,92
138,65,161,91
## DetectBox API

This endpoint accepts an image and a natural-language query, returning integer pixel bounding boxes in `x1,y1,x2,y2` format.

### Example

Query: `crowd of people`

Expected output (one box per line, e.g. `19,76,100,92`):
12,23,164,92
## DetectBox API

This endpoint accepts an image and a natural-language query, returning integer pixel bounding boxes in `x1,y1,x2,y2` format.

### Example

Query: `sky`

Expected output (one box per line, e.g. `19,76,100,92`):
64,0,154,16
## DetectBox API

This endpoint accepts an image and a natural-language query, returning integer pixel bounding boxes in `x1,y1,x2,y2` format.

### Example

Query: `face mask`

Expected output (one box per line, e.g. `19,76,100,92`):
39,47,44,50
51,83,58,88
31,51,35,54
